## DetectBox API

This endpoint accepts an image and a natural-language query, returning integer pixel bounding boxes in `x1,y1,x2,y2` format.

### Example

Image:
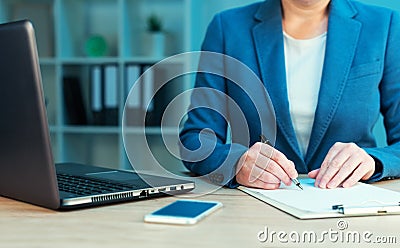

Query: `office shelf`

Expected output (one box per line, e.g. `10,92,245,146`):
0,0,264,171
60,57,120,65
123,126,178,135
61,126,120,134
39,58,57,65
0,0,192,171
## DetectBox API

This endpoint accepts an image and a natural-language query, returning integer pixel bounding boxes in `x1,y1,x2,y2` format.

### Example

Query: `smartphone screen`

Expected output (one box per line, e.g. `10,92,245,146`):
144,199,222,225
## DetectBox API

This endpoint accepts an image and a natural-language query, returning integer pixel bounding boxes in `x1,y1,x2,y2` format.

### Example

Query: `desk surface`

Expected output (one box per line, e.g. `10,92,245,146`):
1,180,399,248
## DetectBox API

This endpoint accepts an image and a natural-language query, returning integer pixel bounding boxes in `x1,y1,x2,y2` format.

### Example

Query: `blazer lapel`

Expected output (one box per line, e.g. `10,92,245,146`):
305,0,361,164
252,0,303,160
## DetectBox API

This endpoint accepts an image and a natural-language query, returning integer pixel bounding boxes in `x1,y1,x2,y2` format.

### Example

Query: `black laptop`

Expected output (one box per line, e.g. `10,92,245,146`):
0,20,194,210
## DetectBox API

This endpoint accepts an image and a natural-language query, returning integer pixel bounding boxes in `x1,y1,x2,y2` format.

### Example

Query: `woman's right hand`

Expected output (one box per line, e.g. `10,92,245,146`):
235,142,298,189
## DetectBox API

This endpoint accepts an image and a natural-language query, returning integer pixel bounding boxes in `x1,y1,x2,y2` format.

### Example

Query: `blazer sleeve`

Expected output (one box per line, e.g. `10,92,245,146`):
364,11,400,181
179,14,247,188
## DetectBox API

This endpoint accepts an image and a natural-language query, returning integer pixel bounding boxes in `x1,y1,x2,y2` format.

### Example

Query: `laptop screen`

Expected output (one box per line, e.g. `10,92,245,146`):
0,20,60,209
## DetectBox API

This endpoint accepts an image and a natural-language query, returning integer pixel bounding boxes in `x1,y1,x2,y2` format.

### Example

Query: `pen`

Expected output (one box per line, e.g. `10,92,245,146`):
259,134,303,190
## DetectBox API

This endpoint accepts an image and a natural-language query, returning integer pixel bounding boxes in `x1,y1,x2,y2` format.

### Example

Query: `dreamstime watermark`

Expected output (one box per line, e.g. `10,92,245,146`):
122,51,277,196
257,220,397,244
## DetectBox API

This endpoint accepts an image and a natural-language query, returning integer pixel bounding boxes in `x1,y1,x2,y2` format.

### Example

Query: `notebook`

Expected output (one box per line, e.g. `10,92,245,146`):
0,20,194,210
239,178,400,219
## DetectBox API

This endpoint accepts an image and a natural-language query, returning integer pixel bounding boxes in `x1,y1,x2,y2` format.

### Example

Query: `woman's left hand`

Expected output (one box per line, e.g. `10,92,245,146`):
308,142,375,188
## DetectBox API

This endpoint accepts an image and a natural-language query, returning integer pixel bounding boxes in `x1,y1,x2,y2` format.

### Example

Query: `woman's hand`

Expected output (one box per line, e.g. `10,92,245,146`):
308,142,375,188
236,142,298,189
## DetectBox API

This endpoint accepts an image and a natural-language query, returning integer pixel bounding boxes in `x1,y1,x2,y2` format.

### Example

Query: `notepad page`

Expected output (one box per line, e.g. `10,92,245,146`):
243,178,400,213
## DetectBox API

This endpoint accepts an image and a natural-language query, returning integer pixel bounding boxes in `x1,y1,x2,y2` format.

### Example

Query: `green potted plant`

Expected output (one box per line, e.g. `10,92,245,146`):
146,13,165,57
147,14,163,33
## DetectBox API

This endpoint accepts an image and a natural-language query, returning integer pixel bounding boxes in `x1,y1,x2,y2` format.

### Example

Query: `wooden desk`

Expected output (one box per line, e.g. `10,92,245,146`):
1,180,399,248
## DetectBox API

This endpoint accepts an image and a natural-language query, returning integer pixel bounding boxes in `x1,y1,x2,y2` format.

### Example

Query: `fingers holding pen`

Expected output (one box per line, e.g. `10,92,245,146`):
236,144,280,189
253,150,291,186
236,141,297,189
261,141,298,177
256,142,296,185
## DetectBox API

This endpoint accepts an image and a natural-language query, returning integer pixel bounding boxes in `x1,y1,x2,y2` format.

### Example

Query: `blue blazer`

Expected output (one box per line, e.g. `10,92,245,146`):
179,0,400,187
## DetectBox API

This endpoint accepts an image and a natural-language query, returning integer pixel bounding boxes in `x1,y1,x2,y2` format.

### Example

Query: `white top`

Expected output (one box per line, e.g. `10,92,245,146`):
283,31,327,157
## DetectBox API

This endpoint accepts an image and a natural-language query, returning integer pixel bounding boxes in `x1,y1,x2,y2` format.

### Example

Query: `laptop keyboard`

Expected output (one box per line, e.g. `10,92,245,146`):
57,173,137,196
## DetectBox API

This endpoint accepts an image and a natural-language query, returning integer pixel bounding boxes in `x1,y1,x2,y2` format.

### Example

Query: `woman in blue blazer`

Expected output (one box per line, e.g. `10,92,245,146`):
179,0,400,189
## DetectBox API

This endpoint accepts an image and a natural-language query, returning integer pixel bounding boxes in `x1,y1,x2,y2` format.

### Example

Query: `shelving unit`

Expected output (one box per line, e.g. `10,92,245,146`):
0,0,195,172
1,0,392,172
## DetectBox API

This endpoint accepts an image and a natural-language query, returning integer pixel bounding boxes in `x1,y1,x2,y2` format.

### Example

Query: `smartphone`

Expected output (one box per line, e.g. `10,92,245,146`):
144,199,222,225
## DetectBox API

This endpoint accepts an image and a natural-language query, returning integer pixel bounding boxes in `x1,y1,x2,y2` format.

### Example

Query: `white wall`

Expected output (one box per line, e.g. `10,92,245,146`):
191,0,400,51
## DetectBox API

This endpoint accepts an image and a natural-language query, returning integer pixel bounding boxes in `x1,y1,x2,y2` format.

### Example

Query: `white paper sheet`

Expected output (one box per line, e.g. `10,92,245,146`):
239,178,400,218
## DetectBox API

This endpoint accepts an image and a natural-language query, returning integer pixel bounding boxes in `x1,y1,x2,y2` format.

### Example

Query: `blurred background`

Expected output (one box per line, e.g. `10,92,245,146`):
0,0,397,173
